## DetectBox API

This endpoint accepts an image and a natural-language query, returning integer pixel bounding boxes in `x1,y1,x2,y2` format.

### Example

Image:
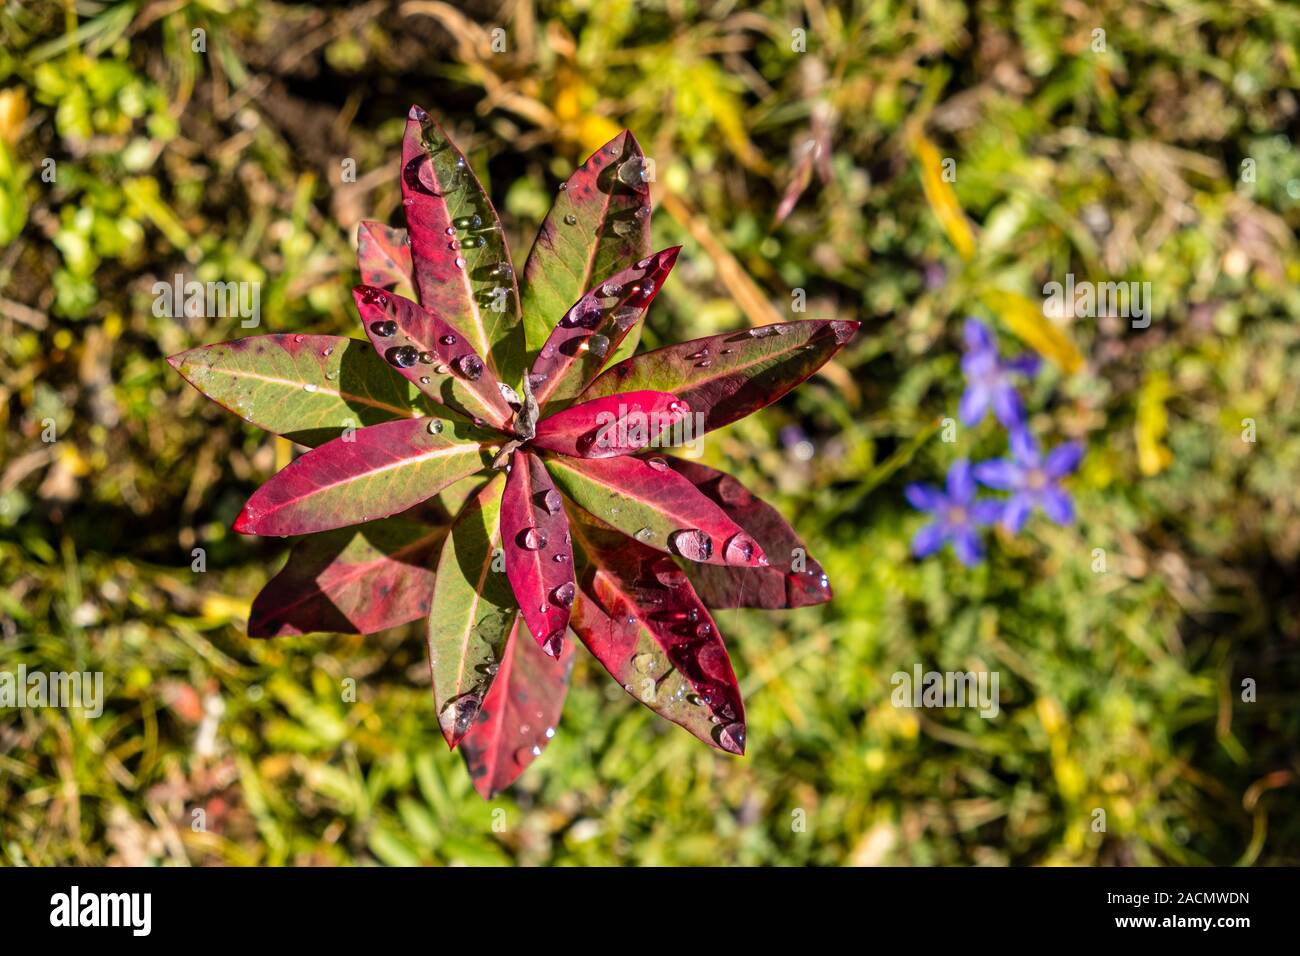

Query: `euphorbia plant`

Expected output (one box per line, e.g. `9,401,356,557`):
169,106,858,797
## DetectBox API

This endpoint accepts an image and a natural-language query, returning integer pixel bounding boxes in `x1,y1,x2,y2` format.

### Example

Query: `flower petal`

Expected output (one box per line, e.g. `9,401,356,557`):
946,459,975,503
951,527,983,566
971,499,1006,526
912,522,946,558
1001,494,1033,533
959,385,989,427
904,482,945,513
991,384,1026,431
963,317,995,353
1040,486,1075,524
1044,441,1085,478
973,458,1020,491
1009,426,1040,465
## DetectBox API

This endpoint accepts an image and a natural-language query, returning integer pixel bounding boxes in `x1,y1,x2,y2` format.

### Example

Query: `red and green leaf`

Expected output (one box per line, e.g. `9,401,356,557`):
520,131,651,359
233,417,490,537
664,458,832,609
354,285,514,429
426,474,518,749
545,454,767,567
501,450,575,655
169,335,434,447
458,617,574,798
569,514,745,754
401,106,523,380
582,320,860,433
531,390,689,458
248,517,445,637
357,220,414,296
528,247,679,407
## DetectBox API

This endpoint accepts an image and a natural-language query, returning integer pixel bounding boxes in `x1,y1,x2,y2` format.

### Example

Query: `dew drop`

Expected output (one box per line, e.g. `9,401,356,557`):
389,345,419,368
749,325,782,338
617,157,647,187
539,488,563,514
460,236,485,249
646,457,668,472
719,721,745,753
632,653,656,674
445,226,456,237
633,527,655,543
685,348,709,360
522,527,548,550
696,622,713,639
303,383,318,393
587,334,610,359
427,419,443,434
558,182,568,191
453,214,482,229
562,298,602,329
669,529,712,562
612,306,640,329
322,346,334,356
419,375,431,385
439,333,457,346
542,632,564,657
454,354,484,380
371,320,398,337
454,256,466,269
418,350,434,364
293,334,305,343
723,532,757,565
552,552,568,563
439,693,482,737
551,582,576,608
695,360,712,368
435,363,450,374
564,214,578,225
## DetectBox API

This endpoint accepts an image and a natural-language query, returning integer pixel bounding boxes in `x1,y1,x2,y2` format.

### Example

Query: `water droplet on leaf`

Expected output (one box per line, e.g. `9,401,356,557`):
669,529,712,562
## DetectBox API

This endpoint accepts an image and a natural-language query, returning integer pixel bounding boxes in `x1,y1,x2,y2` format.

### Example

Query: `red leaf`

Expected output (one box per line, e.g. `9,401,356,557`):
357,221,413,292
531,390,689,458
663,458,832,609
401,106,524,378
248,518,445,637
545,455,768,567
520,130,651,358
569,515,745,754
501,450,575,655
459,618,575,798
582,319,860,433
353,285,513,430
528,247,680,408
233,417,490,537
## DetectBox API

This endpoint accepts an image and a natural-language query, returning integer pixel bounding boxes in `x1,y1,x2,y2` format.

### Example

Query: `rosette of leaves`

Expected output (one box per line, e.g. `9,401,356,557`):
169,106,858,797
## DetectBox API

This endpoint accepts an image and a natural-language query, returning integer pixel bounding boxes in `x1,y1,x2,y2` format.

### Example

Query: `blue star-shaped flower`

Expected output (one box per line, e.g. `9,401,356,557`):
960,318,1040,429
905,460,1004,566
973,428,1084,532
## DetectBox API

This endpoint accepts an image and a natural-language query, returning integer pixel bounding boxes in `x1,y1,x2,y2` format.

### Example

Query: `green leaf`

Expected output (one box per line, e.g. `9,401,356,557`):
402,106,524,383
426,474,518,749
169,334,434,447
519,130,651,362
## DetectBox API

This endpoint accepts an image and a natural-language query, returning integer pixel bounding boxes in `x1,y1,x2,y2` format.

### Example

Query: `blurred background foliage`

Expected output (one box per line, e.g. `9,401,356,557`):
2,0,1299,865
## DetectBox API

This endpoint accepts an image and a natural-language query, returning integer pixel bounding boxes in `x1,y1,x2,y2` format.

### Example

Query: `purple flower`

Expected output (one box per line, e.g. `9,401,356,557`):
973,429,1084,532
905,460,1004,566
959,318,1040,429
